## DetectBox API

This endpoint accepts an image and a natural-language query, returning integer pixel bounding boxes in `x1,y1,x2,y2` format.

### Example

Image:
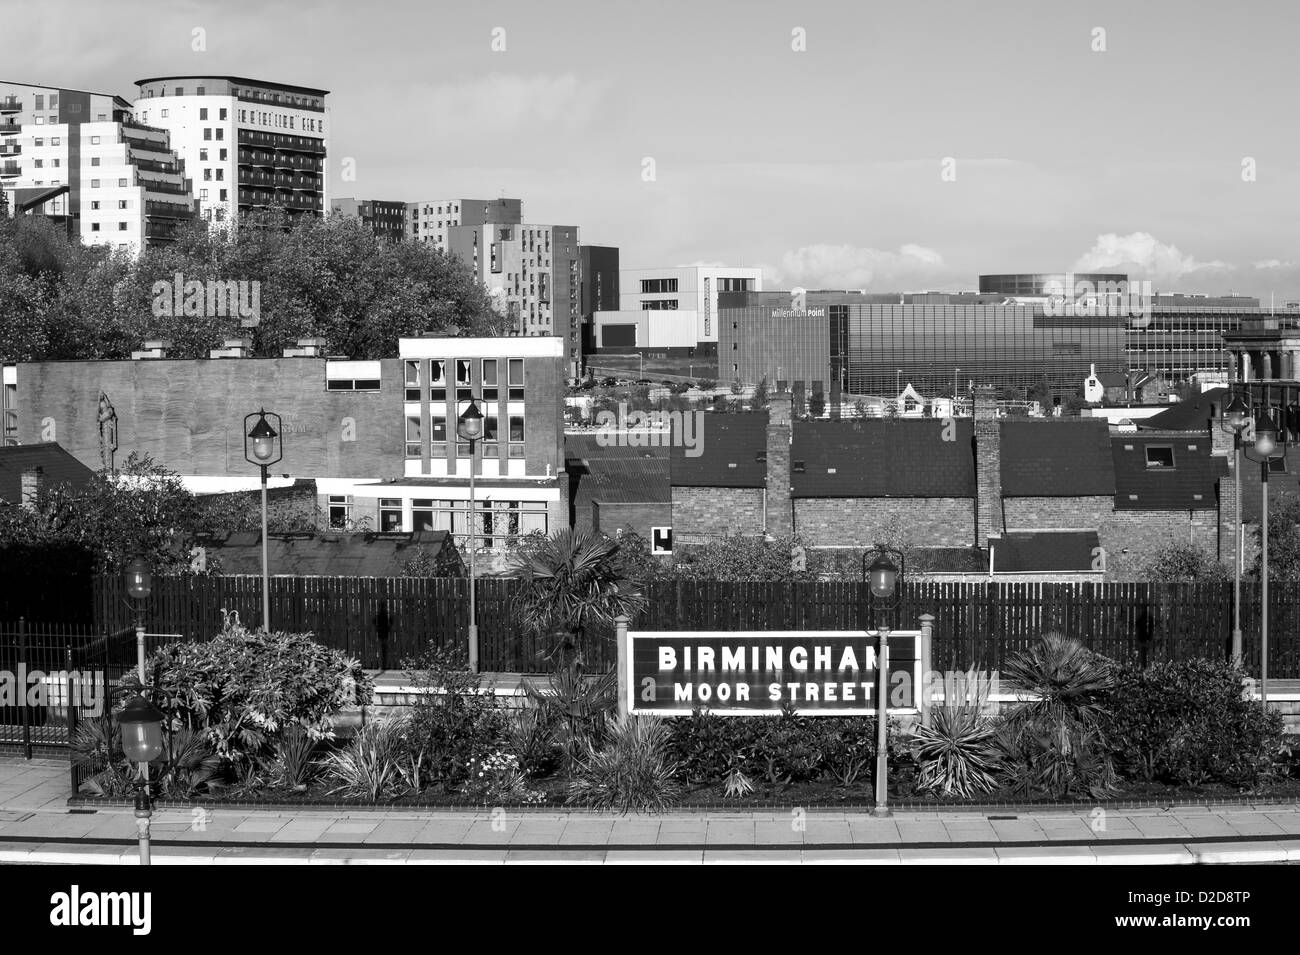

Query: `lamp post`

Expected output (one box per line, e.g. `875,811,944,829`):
1222,391,1250,665
118,694,164,865
862,546,903,818
123,556,152,679
1243,392,1286,709
457,398,484,672
244,409,282,632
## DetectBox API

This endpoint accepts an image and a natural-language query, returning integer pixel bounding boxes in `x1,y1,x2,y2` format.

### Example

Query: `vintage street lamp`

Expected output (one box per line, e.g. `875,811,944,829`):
1221,390,1250,665
244,409,283,632
457,398,484,672
862,546,904,818
1243,391,1286,709
118,694,165,865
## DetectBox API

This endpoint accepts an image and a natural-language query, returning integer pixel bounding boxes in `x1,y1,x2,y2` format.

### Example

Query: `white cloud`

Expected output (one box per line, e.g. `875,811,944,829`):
1254,259,1296,270
762,243,950,290
1072,232,1231,285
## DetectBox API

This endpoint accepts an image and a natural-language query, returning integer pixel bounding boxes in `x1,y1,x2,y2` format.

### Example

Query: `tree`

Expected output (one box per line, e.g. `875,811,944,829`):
1142,543,1229,582
1258,494,1300,581
807,391,826,417
508,529,648,669
0,209,503,362
750,376,769,412
0,452,200,573
673,534,815,582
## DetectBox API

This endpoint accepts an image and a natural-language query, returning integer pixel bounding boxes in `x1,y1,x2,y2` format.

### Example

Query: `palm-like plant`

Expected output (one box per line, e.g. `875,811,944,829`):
910,705,1002,798
509,529,647,669
1000,633,1118,799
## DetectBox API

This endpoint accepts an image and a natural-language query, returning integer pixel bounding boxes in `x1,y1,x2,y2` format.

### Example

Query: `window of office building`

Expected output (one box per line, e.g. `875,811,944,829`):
379,498,403,532
640,278,678,294
482,359,498,401
430,414,447,455
642,300,679,310
405,416,421,458
508,359,524,400
404,360,421,400
430,359,446,401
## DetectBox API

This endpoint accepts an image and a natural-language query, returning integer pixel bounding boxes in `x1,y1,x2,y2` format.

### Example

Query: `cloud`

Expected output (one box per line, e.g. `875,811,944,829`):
1072,232,1231,285
761,243,950,290
1254,259,1296,270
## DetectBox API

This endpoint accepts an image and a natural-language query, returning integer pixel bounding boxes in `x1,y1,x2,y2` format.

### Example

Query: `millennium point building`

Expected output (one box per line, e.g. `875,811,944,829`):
0,80,196,251
719,289,1126,398
133,75,329,226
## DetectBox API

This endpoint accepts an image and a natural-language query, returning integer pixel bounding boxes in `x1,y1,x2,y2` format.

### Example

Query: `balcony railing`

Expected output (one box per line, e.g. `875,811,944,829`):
0,143,20,157
138,178,191,196
0,162,20,177
0,98,21,114
236,129,326,155
0,121,21,135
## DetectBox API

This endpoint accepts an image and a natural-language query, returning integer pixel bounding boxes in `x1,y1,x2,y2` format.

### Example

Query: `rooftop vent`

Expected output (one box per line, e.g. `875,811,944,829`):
132,339,173,360
209,338,252,359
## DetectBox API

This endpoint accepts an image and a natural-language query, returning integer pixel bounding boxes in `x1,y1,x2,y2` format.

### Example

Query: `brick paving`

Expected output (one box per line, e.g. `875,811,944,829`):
3,756,1300,863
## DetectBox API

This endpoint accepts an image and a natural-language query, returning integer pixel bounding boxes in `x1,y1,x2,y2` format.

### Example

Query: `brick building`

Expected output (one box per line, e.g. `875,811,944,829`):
667,387,1228,579
4,336,569,553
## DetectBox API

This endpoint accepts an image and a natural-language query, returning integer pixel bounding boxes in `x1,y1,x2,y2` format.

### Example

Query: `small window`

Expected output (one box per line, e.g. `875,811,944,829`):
405,416,422,458
379,499,403,532
404,360,421,400
793,461,806,473
1145,446,1175,469
328,495,350,529
1269,457,1286,474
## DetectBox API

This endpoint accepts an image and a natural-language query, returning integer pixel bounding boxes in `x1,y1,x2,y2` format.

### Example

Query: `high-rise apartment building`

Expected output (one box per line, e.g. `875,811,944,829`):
578,245,620,361
1,80,195,251
133,75,328,227
331,197,406,242
407,197,521,249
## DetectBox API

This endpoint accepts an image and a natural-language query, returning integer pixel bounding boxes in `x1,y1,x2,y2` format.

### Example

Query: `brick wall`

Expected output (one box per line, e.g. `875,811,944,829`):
1101,508,1221,578
1003,496,1113,531
593,500,671,539
795,498,975,547
672,486,765,543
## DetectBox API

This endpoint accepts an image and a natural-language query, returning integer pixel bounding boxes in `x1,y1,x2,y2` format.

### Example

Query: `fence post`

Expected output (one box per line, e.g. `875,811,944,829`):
18,617,31,760
65,646,78,794
918,613,935,728
615,614,631,719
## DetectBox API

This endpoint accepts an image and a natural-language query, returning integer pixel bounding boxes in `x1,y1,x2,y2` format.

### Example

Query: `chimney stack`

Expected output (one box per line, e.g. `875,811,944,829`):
765,391,794,538
131,339,172,360
283,337,327,358
973,384,1004,545
209,338,253,359
20,466,42,511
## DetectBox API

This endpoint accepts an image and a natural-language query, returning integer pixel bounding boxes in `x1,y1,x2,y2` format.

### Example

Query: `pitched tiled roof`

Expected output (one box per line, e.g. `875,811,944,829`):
1111,432,1227,510
194,530,458,577
566,434,671,510
790,419,975,497
669,412,768,488
991,531,1101,573
0,442,96,505
1140,388,1228,432
1000,420,1115,497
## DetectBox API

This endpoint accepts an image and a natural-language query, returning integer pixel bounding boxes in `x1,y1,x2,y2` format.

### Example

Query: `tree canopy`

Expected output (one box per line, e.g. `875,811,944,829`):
0,209,503,362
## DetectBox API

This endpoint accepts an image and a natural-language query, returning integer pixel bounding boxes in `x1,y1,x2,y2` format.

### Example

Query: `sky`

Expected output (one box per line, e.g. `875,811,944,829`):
7,0,1299,299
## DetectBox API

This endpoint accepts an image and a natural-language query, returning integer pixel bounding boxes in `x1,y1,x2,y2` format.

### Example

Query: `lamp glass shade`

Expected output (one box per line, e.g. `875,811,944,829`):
251,434,276,461
457,400,484,441
867,554,898,599
1225,395,1250,432
124,557,152,600
118,696,165,763
1255,410,1279,458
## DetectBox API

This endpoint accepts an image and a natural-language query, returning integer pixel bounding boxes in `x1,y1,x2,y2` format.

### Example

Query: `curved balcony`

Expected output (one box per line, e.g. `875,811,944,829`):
0,97,21,114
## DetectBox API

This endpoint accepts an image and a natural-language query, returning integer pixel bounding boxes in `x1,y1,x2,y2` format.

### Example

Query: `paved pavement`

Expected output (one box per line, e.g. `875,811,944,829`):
2,757,1299,864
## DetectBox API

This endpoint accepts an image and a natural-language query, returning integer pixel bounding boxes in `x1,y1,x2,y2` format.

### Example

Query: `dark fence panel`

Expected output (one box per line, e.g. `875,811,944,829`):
84,575,1300,678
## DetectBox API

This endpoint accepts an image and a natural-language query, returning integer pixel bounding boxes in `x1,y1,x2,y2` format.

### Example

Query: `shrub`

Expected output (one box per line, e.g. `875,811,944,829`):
322,718,407,800
138,615,373,771
403,643,508,788
1102,660,1284,787
1000,634,1118,799
522,668,617,772
566,717,682,812
463,750,545,803
266,724,319,791
666,710,747,783
70,716,134,797
156,726,224,798
910,705,1002,798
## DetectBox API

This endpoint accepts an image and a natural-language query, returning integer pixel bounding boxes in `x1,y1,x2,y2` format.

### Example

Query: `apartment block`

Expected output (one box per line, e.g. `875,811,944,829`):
133,75,328,227
0,80,195,250
331,197,406,242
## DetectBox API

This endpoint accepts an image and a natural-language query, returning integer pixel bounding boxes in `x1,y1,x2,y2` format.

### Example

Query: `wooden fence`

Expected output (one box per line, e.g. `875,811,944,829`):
90,576,1300,678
